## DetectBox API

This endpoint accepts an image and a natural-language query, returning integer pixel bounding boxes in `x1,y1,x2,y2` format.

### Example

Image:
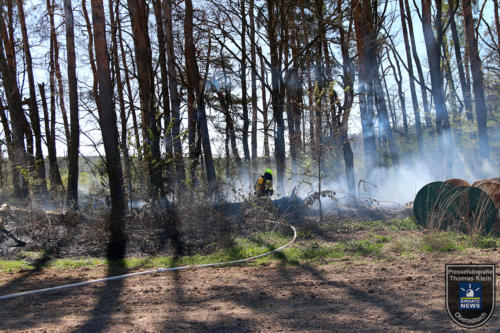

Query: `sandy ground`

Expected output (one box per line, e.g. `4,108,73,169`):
0,248,498,332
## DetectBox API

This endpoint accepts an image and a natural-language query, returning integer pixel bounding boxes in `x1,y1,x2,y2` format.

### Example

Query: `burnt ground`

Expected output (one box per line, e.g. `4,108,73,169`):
0,197,407,259
0,249,498,332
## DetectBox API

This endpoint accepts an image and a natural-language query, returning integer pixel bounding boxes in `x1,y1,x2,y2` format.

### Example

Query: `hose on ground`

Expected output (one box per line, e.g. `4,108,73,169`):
0,220,296,301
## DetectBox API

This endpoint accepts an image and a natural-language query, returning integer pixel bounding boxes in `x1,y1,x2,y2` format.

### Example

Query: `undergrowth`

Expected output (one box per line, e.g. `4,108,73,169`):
0,219,498,273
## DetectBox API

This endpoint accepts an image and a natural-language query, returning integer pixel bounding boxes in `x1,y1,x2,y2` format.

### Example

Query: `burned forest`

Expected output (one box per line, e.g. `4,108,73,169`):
0,0,499,331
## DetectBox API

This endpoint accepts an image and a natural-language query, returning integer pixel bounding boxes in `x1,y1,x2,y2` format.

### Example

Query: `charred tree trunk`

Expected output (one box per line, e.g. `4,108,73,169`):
405,0,432,130
398,0,422,148
48,0,70,142
187,93,198,181
2,6,33,186
250,0,258,164
162,0,186,188
90,0,126,260
2,1,36,187
449,2,473,121
442,35,461,124
0,17,28,197
267,0,286,194
5,2,16,71
382,67,396,126
222,97,242,168
421,0,450,136
421,0,451,176
23,114,35,174
313,0,324,154
374,72,399,166
338,0,356,196
16,0,47,194
153,0,173,191
117,9,142,162
38,83,64,192
184,0,216,188
462,0,490,159
259,47,270,164
64,0,80,209
352,0,377,171
82,0,100,115
0,99,21,195
495,0,500,62
387,50,407,135
290,33,303,160
128,0,164,197
216,62,241,169
284,21,297,174
110,0,132,207
48,27,65,193
300,2,315,154
240,0,250,163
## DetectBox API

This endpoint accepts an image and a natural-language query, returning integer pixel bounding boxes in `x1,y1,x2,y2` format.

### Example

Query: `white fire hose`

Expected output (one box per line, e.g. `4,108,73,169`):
0,221,296,301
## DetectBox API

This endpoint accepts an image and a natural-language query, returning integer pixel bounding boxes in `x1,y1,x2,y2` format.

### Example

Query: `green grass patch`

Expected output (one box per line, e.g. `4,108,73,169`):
1,228,497,274
19,251,45,260
0,231,295,273
52,258,105,269
300,242,345,260
376,235,391,243
390,237,421,254
420,232,499,253
279,238,386,264
346,240,384,257
388,231,499,255
474,235,500,249
420,233,464,252
347,217,420,231
0,260,34,272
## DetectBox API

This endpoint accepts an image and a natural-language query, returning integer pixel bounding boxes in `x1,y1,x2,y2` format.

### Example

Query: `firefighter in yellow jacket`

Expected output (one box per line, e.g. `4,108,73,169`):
255,169,274,198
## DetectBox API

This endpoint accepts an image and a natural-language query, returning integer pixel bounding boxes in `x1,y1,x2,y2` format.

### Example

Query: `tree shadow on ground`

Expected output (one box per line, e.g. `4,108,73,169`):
0,236,68,298
72,206,189,332
0,249,54,298
156,234,462,333
72,207,129,332
71,260,127,332
158,235,190,330
158,227,296,332
0,274,95,330
0,239,101,331
299,264,447,330
163,264,450,331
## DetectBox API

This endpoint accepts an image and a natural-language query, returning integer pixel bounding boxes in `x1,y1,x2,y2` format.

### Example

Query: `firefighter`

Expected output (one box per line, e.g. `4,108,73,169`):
0,204,11,229
255,168,274,198
0,204,26,246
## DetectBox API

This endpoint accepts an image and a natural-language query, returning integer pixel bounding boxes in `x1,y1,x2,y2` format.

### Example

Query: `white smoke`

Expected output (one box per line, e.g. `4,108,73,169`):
269,129,500,207
331,131,499,205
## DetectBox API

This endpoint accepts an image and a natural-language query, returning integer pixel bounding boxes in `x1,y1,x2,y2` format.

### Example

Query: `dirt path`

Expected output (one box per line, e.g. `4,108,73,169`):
0,249,498,332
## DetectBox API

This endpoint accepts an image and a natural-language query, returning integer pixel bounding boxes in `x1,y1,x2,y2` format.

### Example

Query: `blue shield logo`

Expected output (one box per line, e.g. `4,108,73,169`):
459,282,482,310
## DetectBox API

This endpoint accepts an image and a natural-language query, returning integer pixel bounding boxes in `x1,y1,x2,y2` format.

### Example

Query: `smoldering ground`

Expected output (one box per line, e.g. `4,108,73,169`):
226,129,499,211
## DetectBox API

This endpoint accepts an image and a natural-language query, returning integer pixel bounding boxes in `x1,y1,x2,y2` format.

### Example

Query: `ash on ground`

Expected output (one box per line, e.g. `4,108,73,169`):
0,196,412,260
